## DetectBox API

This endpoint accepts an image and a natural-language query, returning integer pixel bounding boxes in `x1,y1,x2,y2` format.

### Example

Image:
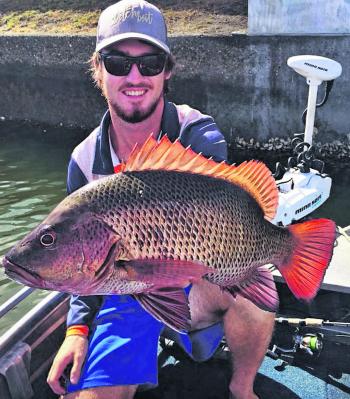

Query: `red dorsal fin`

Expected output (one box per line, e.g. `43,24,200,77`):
120,135,278,220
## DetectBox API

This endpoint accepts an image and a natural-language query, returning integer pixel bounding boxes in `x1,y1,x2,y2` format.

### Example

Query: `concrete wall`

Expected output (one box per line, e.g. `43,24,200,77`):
0,35,349,142
249,0,350,35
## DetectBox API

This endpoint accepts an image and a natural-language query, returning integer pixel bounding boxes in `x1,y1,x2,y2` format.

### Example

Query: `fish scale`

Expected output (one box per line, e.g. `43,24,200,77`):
75,170,288,287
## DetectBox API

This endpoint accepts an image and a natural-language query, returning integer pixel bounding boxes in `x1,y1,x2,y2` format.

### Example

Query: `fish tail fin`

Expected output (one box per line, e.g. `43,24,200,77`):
277,218,336,300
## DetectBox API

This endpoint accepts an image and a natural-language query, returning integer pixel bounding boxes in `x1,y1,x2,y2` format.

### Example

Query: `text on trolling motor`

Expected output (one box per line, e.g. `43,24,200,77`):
304,62,328,72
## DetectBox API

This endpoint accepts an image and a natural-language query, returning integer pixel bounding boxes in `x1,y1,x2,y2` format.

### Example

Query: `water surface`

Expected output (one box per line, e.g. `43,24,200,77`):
0,122,80,336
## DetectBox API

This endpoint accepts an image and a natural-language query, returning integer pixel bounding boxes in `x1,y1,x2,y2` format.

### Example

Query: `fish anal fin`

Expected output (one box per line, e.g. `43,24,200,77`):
134,288,190,332
278,218,336,300
226,266,279,312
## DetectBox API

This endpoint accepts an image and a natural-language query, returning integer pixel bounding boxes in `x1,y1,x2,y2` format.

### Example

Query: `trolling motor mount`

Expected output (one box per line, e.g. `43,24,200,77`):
272,55,342,226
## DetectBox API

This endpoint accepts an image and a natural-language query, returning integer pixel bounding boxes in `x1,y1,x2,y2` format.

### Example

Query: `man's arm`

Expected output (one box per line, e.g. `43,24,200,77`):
181,118,228,162
66,157,88,194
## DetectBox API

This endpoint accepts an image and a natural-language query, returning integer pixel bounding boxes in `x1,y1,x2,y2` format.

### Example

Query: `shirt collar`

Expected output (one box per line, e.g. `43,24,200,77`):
108,132,120,167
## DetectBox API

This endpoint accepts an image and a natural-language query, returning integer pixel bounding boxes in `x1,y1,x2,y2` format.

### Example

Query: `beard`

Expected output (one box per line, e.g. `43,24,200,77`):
110,91,163,124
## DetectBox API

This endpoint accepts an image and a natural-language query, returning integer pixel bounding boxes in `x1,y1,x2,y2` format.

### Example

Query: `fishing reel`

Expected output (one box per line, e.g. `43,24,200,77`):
268,330,323,364
297,333,323,356
267,316,350,372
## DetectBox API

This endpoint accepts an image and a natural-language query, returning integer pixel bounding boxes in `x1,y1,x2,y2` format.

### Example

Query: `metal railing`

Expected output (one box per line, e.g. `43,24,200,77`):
0,287,35,319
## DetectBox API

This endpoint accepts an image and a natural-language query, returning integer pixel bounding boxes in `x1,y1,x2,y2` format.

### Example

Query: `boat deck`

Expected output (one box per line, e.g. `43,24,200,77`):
136,345,350,399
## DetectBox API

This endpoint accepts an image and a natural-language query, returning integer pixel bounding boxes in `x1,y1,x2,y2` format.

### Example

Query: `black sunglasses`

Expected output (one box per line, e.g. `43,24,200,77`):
99,52,167,77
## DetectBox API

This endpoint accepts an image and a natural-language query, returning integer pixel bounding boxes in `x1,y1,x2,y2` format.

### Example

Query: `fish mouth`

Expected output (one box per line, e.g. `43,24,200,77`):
2,257,46,289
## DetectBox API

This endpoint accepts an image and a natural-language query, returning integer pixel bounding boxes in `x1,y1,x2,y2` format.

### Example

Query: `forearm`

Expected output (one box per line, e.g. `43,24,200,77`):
67,295,103,334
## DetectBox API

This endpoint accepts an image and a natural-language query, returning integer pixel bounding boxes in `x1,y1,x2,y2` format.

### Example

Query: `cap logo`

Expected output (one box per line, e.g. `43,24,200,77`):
113,6,153,25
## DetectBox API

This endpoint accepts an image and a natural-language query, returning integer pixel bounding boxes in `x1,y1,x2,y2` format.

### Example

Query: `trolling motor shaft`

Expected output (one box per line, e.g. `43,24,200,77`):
287,55,342,146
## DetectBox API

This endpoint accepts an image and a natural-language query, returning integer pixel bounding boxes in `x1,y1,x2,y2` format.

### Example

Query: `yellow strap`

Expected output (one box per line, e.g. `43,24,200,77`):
66,325,89,337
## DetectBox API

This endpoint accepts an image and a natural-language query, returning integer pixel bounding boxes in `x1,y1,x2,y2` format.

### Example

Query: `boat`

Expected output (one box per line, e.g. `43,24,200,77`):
0,55,350,398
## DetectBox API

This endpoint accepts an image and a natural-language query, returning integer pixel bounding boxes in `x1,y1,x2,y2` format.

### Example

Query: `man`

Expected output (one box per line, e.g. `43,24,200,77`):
47,1,275,398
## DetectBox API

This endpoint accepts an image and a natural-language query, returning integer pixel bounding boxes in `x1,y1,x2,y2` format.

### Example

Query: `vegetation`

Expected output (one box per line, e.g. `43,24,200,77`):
0,0,247,35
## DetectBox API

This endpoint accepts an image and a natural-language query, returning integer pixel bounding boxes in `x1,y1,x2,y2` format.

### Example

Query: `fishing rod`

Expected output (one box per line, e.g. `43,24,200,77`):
275,316,350,328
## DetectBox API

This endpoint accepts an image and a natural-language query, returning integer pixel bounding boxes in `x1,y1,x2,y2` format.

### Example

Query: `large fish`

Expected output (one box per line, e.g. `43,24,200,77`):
2,136,336,331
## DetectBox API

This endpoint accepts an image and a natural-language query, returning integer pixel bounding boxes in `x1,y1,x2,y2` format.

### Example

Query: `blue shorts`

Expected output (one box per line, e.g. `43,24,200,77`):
67,289,224,392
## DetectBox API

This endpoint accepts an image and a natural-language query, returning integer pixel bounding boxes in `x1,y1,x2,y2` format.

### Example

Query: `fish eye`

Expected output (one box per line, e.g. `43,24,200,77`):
40,233,56,247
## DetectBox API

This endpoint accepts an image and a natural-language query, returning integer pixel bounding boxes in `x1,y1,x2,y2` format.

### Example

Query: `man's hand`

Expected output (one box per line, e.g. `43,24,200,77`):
47,335,88,395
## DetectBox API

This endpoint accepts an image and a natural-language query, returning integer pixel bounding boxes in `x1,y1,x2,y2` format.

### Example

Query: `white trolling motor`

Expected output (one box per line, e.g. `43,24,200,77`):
272,55,342,226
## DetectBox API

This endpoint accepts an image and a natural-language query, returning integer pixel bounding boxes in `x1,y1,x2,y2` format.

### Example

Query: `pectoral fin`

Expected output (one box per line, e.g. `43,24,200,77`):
134,287,190,333
120,258,212,288
116,258,213,331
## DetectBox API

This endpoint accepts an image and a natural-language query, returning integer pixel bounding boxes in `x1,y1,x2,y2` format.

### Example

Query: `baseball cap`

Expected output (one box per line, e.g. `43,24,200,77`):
96,0,170,54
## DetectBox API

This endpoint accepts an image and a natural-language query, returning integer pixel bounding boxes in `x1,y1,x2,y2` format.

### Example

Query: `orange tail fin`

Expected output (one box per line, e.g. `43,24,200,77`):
278,219,336,300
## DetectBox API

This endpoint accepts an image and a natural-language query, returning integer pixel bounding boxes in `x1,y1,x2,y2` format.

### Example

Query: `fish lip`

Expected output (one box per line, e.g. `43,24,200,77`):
3,257,45,289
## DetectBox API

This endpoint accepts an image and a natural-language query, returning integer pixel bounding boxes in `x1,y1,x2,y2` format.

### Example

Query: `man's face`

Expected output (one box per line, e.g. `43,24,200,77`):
101,39,171,123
